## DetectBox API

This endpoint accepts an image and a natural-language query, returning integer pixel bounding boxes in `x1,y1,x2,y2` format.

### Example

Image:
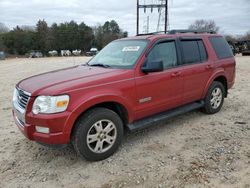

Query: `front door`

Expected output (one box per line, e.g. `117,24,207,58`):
135,40,183,120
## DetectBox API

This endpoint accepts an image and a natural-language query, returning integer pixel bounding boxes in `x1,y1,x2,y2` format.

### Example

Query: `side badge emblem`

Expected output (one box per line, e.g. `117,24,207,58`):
139,97,152,103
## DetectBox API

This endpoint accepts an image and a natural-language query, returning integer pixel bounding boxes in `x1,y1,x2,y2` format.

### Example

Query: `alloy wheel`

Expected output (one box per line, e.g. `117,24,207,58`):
86,119,117,153
210,87,223,109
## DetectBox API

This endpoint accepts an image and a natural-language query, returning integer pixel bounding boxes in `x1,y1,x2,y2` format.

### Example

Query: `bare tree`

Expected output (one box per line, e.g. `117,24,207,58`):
224,35,237,42
188,19,220,33
241,31,250,40
0,22,9,33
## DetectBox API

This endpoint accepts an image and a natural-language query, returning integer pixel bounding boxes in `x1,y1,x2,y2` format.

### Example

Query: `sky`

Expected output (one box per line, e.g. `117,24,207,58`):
0,0,249,36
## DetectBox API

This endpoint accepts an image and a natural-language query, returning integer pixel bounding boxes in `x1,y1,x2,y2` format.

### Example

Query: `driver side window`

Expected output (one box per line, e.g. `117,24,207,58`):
148,41,177,69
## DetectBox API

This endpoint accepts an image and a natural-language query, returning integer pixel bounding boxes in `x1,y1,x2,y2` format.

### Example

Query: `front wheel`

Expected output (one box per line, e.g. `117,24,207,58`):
202,81,225,114
72,108,123,161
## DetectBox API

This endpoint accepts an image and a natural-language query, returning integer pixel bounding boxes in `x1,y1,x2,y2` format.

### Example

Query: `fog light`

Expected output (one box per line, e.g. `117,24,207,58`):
35,126,50,134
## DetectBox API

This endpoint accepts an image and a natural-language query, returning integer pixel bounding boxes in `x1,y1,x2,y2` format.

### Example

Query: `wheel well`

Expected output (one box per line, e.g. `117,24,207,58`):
90,102,129,125
71,102,129,137
214,76,228,97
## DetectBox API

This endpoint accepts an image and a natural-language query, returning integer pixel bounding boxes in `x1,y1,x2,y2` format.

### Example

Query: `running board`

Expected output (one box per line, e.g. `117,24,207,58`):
128,101,204,132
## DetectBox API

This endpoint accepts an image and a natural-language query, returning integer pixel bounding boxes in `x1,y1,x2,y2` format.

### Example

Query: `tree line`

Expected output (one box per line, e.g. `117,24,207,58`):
1,19,249,56
0,20,128,55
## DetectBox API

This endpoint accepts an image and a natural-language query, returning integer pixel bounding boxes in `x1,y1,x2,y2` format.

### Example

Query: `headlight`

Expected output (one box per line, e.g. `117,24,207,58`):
32,95,69,114
13,88,18,102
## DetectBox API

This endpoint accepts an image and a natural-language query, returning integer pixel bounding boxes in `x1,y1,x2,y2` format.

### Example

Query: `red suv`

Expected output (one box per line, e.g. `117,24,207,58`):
12,30,235,161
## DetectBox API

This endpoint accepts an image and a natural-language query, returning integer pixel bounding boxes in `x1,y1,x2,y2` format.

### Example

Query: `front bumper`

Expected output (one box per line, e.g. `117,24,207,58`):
12,106,72,145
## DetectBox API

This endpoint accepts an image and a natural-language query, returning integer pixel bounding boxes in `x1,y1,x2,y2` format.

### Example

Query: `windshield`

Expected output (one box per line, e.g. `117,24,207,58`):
88,40,148,69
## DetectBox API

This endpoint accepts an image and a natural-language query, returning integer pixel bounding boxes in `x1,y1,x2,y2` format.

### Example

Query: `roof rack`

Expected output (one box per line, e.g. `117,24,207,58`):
136,30,216,36
168,29,216,34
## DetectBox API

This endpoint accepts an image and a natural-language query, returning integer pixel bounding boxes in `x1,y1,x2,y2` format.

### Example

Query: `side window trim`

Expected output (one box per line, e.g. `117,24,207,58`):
197,40,208,62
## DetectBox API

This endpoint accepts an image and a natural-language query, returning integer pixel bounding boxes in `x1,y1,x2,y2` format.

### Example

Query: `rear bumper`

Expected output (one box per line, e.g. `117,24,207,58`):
12,110,71,145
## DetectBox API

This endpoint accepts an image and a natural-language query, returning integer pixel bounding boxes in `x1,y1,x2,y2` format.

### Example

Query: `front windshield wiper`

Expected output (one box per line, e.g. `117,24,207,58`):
89,63,110,68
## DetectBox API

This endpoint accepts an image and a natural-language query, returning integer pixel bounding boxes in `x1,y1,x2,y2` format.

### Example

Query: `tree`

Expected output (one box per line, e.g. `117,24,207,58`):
188,19,220,33
241,30,250,40
0,22,9,33
99,20,124,48
0,34,6,51
78,22,94,51
46,23,59,51
92,25,104,50
3,26,35,54
224,35,237,42
20,25,35,32
109,20,120,34
123,31,128,38
0,19,127,55
36,19,49,53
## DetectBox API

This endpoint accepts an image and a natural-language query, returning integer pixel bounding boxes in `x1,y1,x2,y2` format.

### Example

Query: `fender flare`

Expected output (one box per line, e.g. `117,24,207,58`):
202,70,227,99
63,94,134,136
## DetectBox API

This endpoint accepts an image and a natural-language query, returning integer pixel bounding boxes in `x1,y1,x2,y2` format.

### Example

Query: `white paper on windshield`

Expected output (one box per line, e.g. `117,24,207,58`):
122,46,140,52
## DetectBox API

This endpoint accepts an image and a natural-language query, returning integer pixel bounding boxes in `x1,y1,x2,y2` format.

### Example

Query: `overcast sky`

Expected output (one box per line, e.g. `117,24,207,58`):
0,0,249,36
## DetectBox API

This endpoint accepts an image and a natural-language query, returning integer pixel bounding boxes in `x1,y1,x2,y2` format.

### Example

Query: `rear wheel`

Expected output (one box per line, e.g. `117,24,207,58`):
72,108,123,161
202,81,225,114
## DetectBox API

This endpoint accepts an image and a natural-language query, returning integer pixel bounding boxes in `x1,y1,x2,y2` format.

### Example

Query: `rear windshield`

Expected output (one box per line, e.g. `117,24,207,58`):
209,36,234,59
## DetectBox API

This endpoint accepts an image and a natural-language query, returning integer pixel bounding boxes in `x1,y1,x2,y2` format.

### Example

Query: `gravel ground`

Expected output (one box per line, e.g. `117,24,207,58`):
0,56,249,188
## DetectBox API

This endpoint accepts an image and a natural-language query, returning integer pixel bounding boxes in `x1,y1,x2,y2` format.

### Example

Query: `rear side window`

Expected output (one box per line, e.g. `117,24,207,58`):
209,36,233,59
180,40,207,64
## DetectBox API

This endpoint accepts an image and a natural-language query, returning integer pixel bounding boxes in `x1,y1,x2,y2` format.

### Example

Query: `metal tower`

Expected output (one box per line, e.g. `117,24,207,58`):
136,0,168,35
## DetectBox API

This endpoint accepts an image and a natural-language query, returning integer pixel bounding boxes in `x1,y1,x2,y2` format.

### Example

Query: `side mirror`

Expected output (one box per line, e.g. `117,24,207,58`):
141,59,164,73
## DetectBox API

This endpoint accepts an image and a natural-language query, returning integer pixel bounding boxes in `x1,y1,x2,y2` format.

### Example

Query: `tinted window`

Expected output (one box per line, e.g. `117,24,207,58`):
148,41,177,69
209,37,233,59
181,40,200,64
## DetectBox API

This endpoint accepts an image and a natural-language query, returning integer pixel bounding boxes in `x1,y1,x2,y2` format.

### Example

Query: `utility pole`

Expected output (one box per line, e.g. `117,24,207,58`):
136,0,139,35
164,0,168,33
136,0,168,35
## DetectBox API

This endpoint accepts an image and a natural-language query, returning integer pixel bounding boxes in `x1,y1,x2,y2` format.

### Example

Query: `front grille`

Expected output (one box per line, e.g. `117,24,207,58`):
16,88,30,109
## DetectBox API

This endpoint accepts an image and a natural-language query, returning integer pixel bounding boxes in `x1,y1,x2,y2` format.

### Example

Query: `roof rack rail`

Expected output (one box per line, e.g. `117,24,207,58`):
136,30,216,36
168,29,216,34
136,31,166,36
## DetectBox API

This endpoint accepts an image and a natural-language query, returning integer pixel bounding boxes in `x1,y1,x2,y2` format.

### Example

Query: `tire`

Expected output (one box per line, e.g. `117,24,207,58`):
72,107,123,161
202,81,225,114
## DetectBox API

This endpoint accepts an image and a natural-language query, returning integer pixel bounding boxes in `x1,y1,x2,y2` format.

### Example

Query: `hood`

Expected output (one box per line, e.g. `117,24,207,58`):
18,65,131,96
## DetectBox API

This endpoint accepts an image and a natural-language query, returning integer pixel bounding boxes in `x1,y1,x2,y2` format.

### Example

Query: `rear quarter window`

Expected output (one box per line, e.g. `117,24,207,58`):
209,36,234,59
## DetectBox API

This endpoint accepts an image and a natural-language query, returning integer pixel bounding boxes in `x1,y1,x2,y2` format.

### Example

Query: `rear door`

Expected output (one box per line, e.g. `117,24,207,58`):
135,39,183,120
178,38,213,104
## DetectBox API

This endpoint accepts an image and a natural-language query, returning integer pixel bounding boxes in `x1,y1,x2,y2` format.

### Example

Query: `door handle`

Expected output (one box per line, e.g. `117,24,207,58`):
171,72,181,77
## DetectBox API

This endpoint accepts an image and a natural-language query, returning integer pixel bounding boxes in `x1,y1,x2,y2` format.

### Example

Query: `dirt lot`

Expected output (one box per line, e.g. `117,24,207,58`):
0,56,249,188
